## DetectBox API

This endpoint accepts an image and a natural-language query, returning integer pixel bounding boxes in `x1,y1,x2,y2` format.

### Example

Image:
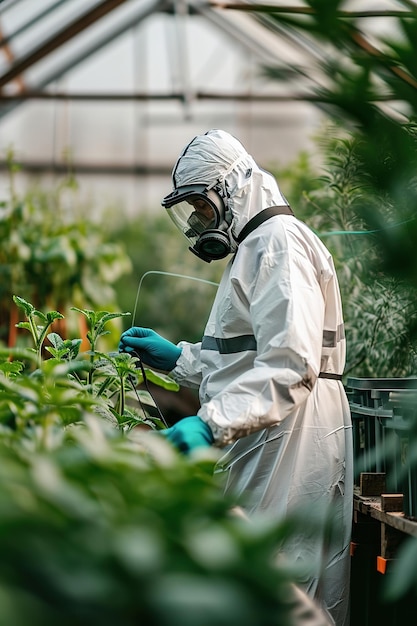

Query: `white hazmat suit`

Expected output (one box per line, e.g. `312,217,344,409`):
167,130,353,626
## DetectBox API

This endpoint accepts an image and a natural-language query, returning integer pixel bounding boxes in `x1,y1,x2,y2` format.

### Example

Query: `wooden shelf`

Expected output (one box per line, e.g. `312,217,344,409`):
354,489,417,539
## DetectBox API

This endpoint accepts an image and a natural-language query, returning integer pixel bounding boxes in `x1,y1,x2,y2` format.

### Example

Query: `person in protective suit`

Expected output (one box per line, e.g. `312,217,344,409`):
119,129,353,626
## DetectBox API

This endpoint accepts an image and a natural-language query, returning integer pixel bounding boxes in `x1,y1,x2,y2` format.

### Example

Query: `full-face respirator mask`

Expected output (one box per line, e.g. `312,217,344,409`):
161,184,235,263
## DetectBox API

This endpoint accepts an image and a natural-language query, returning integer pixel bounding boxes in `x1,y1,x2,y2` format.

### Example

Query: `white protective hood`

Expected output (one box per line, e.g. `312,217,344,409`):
171,129,289,242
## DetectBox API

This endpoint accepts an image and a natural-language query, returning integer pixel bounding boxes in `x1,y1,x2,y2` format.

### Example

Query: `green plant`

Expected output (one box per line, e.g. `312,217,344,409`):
1,296,179,441
13,295,66,367
273,128,417,378
0,417,308,626
0,155,132,347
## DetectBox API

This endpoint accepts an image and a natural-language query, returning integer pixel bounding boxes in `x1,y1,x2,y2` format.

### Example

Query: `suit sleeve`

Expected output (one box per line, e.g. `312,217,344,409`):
171,341,203,389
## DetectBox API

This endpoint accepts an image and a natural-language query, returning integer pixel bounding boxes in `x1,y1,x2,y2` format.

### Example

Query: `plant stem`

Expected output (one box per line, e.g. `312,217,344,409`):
119,374,125,416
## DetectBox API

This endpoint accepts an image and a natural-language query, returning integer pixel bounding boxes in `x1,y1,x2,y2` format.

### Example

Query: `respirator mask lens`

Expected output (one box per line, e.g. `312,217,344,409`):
164,198,217,249
162,185,231,262
187,209,215,235
163,186,220,237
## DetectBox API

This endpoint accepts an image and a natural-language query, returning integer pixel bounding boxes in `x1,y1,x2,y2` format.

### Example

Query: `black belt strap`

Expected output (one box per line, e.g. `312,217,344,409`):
319,372,343,381
237,205,294,244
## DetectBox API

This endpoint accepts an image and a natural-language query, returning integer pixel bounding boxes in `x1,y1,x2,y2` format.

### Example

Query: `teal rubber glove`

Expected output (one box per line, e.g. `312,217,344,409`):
119,327,182,371
161,416,214,455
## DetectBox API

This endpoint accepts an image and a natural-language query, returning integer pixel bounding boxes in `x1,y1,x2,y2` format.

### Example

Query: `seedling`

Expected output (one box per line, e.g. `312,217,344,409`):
13,295,65,367
5,296,179,437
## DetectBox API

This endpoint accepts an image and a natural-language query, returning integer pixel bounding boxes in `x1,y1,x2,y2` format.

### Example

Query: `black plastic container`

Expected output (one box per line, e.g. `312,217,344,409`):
346,377,417,518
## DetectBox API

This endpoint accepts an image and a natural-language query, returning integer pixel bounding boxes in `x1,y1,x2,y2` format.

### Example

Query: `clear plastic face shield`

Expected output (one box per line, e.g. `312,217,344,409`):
161,184,232,262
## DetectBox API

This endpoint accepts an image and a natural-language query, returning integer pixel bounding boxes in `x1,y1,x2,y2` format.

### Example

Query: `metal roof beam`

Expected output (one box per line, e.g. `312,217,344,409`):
0,0,23,15
188,0,323,89
0,0,166,119
190,0,285,66
0,159,173,176
191,1,331,97
0,0,69,50
209,3,417,19
0,89,331,102
0,0,130,90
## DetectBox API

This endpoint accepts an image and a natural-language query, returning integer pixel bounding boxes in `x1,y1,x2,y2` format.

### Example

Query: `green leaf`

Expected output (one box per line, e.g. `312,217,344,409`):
144,369,180,391
32,309,48,323
0,346,37,362
15,322,31,331
98,311,131,324
12,295,34,316
47,333,65,350
45,311,65,323
0,361,24,377
71,306,95,319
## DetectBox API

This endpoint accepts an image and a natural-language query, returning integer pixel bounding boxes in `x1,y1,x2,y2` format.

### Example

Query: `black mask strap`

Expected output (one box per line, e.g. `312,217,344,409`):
237,205,294,244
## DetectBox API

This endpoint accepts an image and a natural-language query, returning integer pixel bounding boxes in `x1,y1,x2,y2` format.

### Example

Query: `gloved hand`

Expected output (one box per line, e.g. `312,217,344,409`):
119,327,182,371
161,415,214,455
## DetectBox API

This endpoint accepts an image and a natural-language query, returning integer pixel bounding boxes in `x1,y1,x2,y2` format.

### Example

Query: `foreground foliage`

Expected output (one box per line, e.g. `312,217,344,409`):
0,297,317,625
0,418,309,626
